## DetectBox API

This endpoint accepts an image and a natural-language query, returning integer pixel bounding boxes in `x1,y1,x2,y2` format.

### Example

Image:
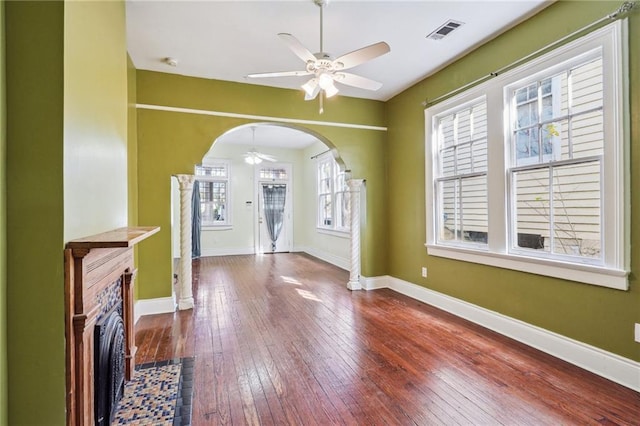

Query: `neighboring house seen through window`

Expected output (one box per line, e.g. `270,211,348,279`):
435,99,489,245
509,56,604,258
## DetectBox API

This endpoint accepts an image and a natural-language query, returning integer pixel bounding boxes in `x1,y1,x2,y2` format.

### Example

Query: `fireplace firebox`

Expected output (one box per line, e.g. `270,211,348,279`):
94,305,126,426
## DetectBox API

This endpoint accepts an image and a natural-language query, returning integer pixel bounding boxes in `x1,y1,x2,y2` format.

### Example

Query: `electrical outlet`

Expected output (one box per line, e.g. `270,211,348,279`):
421,267,428,278
635,324,640,343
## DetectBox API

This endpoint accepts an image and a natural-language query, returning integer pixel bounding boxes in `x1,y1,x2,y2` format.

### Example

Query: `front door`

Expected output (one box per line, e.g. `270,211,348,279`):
256,164,292,253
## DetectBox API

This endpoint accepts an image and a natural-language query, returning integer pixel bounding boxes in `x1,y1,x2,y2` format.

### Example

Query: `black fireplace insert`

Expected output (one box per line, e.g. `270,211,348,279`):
94,306,126,426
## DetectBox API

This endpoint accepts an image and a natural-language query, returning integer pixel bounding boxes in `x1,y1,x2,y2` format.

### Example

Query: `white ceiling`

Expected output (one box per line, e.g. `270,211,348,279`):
214,123,320,149
126,0,552,148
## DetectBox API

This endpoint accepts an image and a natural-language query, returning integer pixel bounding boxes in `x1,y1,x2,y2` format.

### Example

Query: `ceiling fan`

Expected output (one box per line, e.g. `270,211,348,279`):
244,127,277,165
247,0,390,113
244,148,276,165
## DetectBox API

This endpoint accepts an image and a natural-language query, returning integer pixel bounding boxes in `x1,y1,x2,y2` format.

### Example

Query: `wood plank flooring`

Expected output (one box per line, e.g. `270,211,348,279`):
135,253,640,425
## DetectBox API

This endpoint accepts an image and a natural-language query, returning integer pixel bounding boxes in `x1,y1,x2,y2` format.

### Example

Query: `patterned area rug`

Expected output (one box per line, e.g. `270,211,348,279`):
112,357,194,425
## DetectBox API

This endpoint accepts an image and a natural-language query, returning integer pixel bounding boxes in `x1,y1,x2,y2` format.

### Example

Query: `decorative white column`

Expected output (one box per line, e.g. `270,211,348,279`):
174,174,195,310
347,179,364,290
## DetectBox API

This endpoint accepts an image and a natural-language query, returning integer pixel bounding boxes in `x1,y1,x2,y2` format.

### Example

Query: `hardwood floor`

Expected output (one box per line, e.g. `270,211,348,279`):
135,253,640,425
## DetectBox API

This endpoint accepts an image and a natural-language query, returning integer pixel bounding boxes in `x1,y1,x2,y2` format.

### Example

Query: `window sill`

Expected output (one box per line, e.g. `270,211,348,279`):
202,225,233,231
425,243,628,290
317,228,350,239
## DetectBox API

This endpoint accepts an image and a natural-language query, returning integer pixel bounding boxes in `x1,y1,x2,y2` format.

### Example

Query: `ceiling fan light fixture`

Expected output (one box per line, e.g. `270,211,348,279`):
323,81,339,98
317,72,338,98
245,155,262,165
318,72,333,90
302,78,318,96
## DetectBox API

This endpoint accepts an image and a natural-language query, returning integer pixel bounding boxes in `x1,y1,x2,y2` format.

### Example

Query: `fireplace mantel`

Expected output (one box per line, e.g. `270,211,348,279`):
66,226,160,251
64,226,159,426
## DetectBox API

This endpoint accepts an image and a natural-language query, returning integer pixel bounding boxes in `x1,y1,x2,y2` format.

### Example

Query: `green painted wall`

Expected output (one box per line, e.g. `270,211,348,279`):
386,1,640,361
64,0,128,240
128,55,140,299
0,1,7,424
6,2,65,423
6,1,128,423
136,71,388,299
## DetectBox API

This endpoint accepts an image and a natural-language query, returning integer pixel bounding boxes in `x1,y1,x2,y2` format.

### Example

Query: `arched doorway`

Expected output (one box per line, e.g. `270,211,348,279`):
202,123,347,248
171,122,364,286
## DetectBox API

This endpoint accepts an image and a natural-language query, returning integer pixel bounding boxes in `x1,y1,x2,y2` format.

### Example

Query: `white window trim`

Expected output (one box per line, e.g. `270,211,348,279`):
317,154,334,230
317,228,351,239
425,21,629,290
316,153,350,233
197,159,232,228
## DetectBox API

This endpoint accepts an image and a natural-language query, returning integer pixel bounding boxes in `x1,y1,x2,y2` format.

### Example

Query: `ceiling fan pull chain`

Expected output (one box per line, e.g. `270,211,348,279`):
319,91,324,114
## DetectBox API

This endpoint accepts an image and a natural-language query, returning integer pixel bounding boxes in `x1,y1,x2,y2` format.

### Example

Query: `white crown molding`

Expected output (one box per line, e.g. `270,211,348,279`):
364,275,640,392
134,297,175,324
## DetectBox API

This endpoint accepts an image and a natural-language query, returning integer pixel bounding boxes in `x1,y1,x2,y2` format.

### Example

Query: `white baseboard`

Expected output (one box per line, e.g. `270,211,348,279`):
365,275,640,392
198,245,350,270
200,247,255,257
134,297,175,324
361,275,389,290
294,246,349,271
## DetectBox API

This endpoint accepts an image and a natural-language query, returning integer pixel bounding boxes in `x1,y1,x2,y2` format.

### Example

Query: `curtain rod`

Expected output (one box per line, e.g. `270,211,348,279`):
310,149,331,160
422,1,637,108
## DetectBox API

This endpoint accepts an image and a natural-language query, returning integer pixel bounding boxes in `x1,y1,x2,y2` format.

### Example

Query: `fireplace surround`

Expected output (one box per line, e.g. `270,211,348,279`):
64,227,159,426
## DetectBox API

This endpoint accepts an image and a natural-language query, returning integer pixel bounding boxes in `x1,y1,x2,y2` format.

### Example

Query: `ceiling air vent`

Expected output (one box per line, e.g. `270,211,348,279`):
426,20,464,41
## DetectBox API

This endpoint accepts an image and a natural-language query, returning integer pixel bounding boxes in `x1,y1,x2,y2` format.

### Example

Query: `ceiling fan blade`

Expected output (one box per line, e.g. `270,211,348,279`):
247,70,311,79
278,33,317,63
334,72,383,91
257,153,277,162
333,41,390,70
